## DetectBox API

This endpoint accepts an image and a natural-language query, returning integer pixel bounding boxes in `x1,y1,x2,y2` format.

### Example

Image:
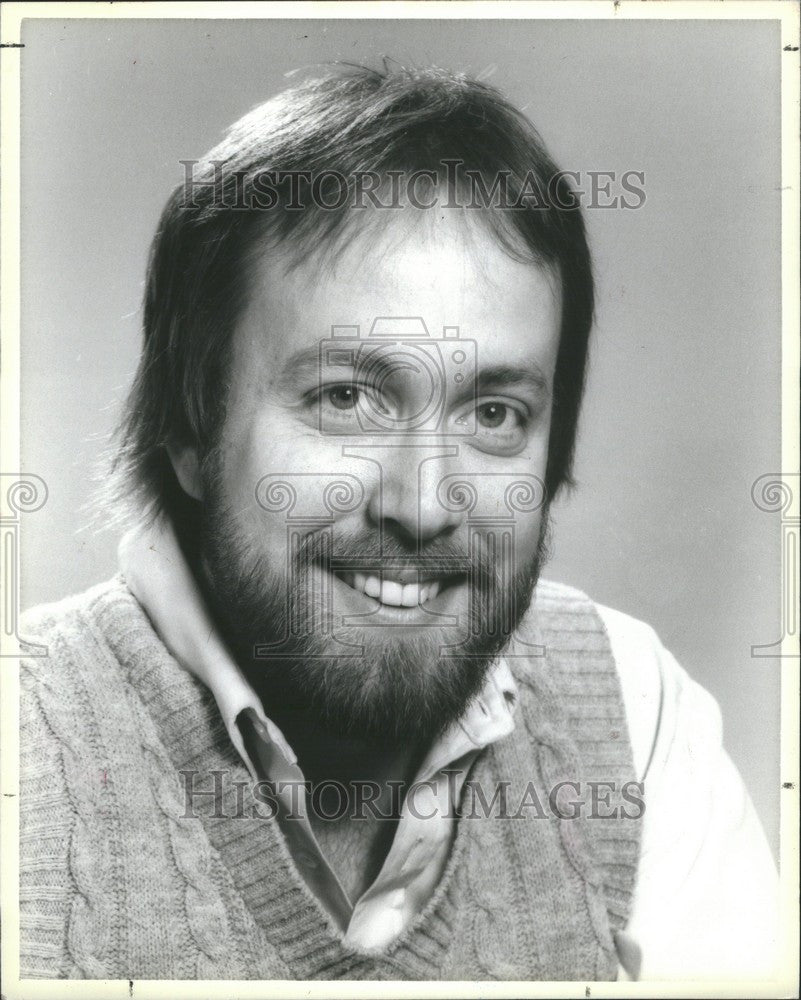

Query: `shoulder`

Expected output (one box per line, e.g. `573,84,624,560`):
20,574,133,643
533,579,724,781
20,574,149,677
19,575,153,747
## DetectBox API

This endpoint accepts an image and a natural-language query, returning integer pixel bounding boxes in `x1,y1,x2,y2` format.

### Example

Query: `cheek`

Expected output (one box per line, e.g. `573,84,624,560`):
514,510,545,565
461,427,549,568
223,406,325,491
218,409,370,551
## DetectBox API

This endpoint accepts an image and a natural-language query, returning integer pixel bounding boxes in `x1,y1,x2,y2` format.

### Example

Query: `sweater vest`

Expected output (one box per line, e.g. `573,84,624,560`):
19,576,641,980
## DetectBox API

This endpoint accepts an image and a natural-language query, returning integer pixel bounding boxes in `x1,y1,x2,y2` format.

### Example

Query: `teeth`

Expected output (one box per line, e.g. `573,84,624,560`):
339,572,444,607
381,580,404,606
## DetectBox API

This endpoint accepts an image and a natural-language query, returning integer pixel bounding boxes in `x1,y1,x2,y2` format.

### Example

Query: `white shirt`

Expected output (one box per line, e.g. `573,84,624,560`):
600,604,779,981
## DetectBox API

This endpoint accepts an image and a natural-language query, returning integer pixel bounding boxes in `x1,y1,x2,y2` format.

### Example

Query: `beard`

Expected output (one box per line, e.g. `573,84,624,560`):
197,466,551,749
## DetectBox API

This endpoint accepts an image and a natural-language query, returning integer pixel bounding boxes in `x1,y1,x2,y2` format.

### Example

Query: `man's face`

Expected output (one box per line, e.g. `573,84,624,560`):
195,213,561,746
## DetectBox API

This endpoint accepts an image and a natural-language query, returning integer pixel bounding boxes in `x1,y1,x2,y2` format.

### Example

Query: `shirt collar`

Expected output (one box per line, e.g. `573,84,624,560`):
203,647,519,785
416,657,519,781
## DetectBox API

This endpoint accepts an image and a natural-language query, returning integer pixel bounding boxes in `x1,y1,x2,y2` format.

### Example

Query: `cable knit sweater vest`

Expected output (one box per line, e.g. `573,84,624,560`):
19,576,641,980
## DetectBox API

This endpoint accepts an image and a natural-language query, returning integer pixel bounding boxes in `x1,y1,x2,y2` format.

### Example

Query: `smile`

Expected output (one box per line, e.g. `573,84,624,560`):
332,571,459,607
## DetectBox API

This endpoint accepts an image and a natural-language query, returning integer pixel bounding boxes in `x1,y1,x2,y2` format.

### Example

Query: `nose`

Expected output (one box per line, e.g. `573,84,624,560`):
365,444,463,547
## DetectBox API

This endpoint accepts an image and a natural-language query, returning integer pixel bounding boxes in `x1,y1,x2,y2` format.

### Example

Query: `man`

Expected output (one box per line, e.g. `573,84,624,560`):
19,64,777,982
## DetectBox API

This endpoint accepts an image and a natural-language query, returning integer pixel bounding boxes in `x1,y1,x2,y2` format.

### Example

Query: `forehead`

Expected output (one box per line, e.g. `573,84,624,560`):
234,212,562,381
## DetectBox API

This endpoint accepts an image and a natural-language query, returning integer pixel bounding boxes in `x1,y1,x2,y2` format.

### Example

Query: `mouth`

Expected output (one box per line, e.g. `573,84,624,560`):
332,569,465,608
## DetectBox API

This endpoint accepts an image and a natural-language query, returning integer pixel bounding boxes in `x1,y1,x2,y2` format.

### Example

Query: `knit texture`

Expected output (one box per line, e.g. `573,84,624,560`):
19,576,641,980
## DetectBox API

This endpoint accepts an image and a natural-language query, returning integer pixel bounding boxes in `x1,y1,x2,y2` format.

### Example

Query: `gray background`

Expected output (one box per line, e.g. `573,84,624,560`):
20,17,782,853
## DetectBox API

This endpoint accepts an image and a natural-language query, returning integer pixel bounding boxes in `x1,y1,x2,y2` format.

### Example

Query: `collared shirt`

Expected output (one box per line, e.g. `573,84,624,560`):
121,536,780,980
195,649,519,951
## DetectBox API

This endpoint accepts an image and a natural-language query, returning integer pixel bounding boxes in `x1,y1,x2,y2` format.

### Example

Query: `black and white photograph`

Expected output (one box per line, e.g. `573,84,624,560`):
1,3,798,996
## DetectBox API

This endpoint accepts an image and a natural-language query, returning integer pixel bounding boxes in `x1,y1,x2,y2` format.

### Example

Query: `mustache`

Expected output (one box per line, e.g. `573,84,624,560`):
289,529,501,585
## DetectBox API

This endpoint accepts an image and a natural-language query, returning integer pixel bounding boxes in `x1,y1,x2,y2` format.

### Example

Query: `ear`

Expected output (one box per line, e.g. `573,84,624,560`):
165,437,204,502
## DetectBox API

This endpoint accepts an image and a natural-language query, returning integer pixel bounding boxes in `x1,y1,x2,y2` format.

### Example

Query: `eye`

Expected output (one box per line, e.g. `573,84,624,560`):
459,397,531,456
328,385,359,411
476,402,508,428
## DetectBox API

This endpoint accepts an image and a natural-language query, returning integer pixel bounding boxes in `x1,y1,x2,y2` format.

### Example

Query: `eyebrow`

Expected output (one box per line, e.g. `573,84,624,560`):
276,345,329,391
277,346,551,399
474,364,551,398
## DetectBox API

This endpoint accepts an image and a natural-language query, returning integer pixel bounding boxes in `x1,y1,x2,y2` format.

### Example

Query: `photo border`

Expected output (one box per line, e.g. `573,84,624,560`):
1,3,798,998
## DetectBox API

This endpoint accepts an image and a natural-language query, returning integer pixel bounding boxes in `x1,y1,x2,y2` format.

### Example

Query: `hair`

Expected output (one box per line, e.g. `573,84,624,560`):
109,62,594,531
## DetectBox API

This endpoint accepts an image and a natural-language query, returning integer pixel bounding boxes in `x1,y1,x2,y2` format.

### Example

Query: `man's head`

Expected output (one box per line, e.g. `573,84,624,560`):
114,64,594,747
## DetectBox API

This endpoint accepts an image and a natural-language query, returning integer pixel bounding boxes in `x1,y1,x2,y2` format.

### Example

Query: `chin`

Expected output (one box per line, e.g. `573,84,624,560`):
246,612,509,748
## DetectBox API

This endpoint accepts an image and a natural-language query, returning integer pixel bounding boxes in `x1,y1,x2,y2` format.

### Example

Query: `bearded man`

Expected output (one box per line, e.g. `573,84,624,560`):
19,64,777,983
